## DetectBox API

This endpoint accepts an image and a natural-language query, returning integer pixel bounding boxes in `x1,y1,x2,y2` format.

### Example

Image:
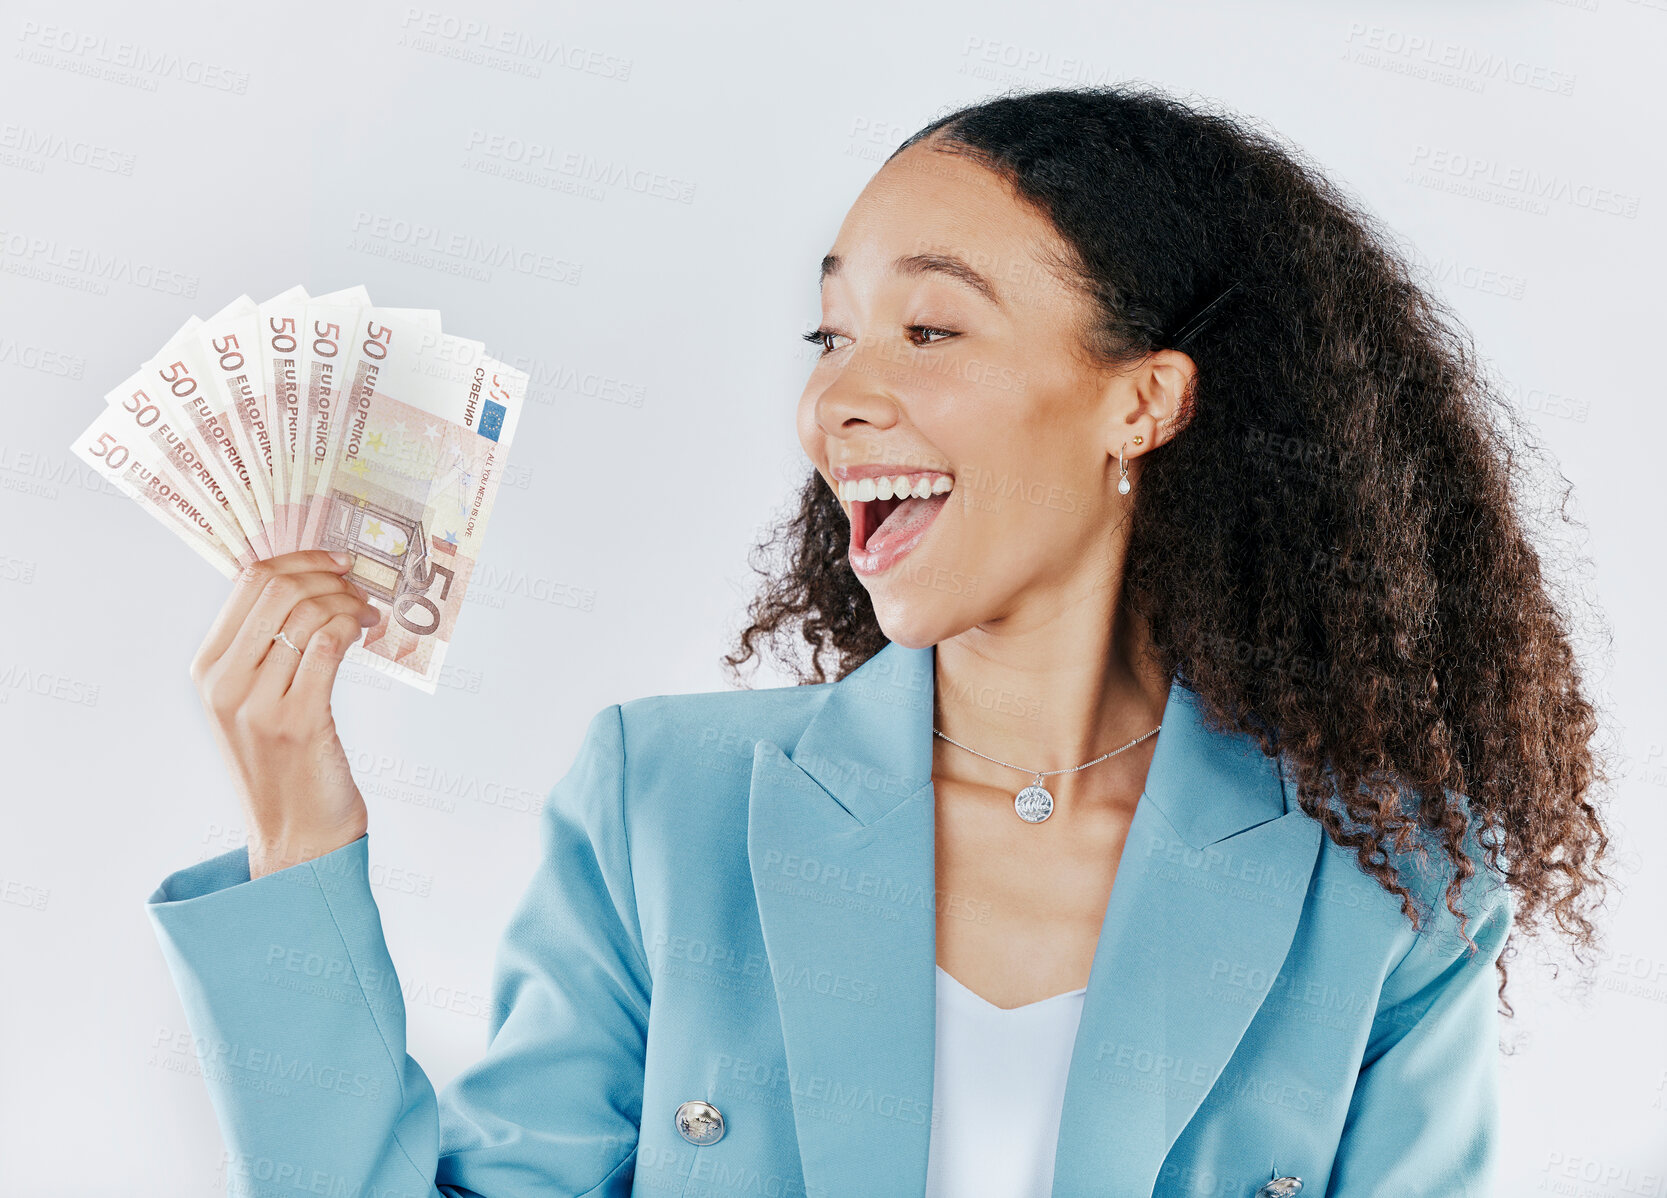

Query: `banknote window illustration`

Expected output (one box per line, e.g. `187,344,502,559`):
321,492,421,606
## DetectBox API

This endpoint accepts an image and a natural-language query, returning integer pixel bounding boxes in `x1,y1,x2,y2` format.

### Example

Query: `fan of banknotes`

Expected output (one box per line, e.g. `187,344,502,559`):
69,284,528,694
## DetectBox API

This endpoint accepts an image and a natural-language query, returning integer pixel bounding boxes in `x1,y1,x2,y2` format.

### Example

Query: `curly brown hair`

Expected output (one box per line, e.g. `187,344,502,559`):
721,84,1613,1017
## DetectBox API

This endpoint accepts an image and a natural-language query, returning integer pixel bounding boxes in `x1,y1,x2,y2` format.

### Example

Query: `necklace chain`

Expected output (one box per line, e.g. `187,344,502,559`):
931,724,1161,778
931,723,1162,824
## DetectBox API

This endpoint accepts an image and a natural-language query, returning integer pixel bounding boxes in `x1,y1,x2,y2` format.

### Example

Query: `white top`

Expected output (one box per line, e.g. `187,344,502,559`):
923,964,1088,1198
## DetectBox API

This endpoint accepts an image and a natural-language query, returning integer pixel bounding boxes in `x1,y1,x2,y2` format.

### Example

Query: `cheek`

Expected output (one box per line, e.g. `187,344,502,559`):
912,350,1043,441
794,387,820,461
944,421,1102,544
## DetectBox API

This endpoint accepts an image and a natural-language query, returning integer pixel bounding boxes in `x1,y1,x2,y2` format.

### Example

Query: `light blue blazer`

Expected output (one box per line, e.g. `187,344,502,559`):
147,639,1512,1198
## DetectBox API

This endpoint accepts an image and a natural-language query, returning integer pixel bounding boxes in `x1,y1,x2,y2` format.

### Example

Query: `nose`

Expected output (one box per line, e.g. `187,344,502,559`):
811,354,902,440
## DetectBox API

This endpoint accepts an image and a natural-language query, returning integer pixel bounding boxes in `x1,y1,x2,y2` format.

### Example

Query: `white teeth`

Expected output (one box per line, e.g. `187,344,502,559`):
837,472,954,503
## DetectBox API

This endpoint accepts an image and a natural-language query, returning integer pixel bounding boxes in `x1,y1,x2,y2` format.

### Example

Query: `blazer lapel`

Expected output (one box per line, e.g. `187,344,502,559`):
746,640,1323,1198
747,639,938,1198
1049,683,1323,1197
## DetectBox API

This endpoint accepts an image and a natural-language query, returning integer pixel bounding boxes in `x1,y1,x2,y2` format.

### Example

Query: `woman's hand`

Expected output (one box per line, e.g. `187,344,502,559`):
189,549,383,880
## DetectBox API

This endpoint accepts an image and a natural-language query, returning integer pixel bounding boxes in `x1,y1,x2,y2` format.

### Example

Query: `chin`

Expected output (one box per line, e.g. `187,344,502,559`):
868,592,962,651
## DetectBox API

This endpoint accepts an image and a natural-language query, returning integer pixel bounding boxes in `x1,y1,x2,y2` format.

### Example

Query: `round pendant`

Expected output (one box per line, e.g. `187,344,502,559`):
1014,784,1054,823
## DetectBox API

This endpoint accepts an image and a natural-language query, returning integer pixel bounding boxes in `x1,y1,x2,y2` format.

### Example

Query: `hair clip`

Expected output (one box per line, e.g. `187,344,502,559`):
1164,280,1243,349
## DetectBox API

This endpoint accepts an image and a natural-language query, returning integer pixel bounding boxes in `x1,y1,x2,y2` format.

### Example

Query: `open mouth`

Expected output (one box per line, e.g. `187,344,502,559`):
839,470,954,570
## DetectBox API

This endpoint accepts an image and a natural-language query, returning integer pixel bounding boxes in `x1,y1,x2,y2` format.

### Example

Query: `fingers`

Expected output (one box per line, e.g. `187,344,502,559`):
192,551,354,680
248,591,380,705
220,569,370,683
285,610,373,711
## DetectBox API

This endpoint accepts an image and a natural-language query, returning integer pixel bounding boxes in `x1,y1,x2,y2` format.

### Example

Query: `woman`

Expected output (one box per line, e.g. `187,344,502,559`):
150,86,1610,1197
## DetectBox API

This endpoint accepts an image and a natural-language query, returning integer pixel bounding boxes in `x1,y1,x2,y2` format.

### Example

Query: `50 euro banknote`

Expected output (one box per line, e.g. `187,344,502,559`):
70,289,528,694
305,313,525,693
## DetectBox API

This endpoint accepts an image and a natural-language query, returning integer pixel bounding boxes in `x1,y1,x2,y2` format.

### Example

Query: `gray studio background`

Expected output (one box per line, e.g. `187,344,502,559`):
2,0,1663,1193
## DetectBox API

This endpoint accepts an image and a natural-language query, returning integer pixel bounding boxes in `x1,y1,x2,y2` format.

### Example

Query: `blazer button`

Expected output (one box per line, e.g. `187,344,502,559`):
675,1099,725,1146
1256,1179,1302,1198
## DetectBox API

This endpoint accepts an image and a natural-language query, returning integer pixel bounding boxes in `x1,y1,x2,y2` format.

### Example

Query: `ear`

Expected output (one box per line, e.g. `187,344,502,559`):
1104,348,1199,460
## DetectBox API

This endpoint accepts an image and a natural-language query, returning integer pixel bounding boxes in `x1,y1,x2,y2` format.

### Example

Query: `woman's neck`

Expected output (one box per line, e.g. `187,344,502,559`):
931,604,1170,816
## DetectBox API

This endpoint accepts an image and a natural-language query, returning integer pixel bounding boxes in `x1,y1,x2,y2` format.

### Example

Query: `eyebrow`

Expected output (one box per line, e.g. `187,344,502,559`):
818,251,1003,307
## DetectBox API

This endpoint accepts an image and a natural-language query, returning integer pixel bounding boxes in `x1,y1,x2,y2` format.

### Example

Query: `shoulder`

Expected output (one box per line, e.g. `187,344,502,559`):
540,680,839,908
613,677,836,782
548,680,840,857
1378,784,1513,983
1346,788,1514,1066
546,680,833,823
1300,774,1513,1006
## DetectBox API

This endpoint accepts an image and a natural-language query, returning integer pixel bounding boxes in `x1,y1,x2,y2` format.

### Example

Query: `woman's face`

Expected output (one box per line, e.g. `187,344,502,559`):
796,138,1166,650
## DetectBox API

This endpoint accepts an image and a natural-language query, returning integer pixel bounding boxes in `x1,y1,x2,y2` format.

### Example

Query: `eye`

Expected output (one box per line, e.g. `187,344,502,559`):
907,325,958,347
798,325,959,357
800,327,850,356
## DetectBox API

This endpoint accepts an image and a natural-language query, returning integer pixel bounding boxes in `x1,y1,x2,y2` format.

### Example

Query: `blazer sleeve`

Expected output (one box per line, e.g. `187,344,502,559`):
145,702,652,1198
1324,866,1515,1198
